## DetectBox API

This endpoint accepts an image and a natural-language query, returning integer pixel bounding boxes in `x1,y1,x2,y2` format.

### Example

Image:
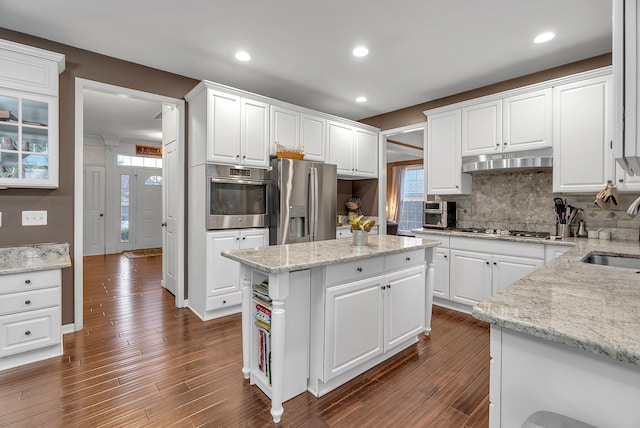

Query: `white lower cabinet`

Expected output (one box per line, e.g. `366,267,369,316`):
432,247,450,299
309,250,428,396
190,228,268,321
323,264,426,382
0,269,62,370
416,233,546,311
324,275,385,380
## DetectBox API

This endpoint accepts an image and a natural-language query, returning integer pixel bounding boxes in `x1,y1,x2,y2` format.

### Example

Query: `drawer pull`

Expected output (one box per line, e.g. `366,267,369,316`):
25,279,31,284
405,257,411,261
222,300,227,304
356,267,363,272
25,331,31,336
25,300,31,305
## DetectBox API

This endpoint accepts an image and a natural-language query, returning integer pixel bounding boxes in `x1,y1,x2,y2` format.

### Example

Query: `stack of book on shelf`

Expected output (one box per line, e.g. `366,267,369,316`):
253,280,272,384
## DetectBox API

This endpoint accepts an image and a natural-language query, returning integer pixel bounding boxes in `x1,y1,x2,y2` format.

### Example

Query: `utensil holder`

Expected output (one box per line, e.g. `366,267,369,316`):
559,223,570,238
352,230,369,246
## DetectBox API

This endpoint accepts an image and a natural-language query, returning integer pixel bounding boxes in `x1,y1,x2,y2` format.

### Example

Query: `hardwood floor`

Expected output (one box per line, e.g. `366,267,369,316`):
0,253,490,427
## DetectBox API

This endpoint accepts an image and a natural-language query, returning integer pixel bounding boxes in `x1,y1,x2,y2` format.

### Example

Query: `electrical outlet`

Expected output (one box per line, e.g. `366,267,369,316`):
22,210,47,226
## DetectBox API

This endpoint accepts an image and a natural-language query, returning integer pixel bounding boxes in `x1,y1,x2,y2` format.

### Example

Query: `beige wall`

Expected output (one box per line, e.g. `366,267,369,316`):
0,28,199,324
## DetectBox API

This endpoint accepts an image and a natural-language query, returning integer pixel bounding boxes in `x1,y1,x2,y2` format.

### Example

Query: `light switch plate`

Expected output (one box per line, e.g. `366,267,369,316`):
22,210,47,226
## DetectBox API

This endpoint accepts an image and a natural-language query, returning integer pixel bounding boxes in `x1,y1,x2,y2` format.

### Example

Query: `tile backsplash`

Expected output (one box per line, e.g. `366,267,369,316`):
441,170,640,241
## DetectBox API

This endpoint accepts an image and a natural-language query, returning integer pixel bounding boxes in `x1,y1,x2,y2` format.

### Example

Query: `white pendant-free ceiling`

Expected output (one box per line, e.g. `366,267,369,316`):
0,0,612,121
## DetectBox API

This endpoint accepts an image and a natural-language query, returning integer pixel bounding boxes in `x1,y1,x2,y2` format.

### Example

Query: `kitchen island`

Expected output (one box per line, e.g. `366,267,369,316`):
472,238,640,427
222,235,439,423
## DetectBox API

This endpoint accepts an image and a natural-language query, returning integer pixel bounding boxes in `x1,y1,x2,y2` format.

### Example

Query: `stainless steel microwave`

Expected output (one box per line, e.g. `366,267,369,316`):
206,164,268,229
423,201,456,229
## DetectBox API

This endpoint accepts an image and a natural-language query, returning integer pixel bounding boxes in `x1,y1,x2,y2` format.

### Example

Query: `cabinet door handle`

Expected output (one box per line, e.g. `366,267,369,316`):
619,178,624,183
387,284,391,289
495,143,500,147
444,255,448,259
222,300,227,304
493,262,497,265
381,286,385,290
24,331,31,336
356,267,363,272
243,155,246,159
25,300,31,305
486,261,490,265
242,237,246,240
503,142,507,146
24,279,31,284
405,257,411,261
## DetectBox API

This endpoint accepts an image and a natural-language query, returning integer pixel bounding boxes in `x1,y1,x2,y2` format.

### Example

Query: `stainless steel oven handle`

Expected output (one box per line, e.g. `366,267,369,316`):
209,177,267,185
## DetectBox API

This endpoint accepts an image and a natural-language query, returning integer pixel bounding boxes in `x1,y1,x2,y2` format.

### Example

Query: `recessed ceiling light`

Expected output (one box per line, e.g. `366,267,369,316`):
235,51,251,61
352,46,369,57
356,96,367,103
533,32,555,44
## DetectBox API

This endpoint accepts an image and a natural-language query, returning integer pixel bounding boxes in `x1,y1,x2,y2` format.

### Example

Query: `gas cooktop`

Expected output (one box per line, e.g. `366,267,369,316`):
453,228,551,239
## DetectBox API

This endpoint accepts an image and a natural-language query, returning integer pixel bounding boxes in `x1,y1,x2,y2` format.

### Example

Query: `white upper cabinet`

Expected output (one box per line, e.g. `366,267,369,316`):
240,98,269,167
327,120,353,175
503,88,552,152
270,105,299,156
0,40,65,189
614,0,640,176
462,100,502,156
186,81,379,171
426,109,471,194
300,113,326,162
553,74,614,192
461,88,551,157
206,90,241,164
354,128,378,177
327,120,378,178
197,89,269,167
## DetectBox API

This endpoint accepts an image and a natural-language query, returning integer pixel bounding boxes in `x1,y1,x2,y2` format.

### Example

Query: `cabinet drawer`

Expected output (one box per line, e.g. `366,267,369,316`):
206,291,242,311
0,287,60,316
325,256,383,285
385,249,425,272
0,307,61,357
0,270,61,294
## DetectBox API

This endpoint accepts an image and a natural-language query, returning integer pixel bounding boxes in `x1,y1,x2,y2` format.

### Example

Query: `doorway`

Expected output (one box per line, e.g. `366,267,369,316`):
74,78,186,332
377,123,426,235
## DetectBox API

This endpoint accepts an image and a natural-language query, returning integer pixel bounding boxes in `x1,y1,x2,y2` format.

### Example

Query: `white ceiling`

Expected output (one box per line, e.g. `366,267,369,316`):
0,0,613,144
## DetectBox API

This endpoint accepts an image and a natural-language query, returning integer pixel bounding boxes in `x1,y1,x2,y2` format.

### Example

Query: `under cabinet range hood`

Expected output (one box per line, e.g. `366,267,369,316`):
462,148,553,173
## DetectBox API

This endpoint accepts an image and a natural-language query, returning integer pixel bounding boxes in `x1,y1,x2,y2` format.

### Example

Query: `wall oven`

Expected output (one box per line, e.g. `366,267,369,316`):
423,201,456,229
206,164,268,229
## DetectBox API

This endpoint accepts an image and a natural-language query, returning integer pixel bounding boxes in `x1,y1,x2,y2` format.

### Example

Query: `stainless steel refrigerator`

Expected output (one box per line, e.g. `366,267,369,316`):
269,158,337,245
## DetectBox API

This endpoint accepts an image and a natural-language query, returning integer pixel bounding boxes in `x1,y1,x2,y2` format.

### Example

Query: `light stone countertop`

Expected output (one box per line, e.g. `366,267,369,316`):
471,238,640,366
411,227,577,247
222,234,439,274
0,242,72,274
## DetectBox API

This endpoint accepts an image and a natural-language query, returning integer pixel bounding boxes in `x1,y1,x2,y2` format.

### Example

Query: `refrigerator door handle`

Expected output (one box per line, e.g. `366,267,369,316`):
310,167,319,240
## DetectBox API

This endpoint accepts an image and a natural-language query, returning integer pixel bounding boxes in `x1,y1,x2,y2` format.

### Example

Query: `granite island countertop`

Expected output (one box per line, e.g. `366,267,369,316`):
222,234,439,274
0,242,72,274
472,238,640,366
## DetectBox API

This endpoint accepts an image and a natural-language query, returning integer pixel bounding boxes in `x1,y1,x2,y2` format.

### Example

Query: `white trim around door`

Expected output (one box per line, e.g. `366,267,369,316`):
73,78,186,331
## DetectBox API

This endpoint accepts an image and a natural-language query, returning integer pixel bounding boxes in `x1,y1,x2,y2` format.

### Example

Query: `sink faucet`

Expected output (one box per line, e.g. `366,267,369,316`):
628,196,640,218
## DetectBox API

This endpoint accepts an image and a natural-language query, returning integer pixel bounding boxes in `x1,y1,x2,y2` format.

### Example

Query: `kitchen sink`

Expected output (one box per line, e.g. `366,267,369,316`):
581,252,640,269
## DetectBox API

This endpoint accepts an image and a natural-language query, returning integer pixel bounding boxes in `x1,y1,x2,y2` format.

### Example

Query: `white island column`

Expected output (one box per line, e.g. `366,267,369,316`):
267,271,289,423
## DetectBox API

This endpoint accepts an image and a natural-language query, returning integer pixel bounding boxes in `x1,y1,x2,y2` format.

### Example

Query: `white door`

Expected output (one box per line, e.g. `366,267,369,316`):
492,254,543,294
270,105,299,155
240,228,268,249
134,168,163,250
461,100,502,155
432,248,450,299
207,231,241,297
240,98,270,167
83,165,106,256
327,121,354,175
162,105,179,296
503,88,552,151
449,249,492,306
323,276,385,381
354,128,378,177
384,265,425,350
207,90,241,164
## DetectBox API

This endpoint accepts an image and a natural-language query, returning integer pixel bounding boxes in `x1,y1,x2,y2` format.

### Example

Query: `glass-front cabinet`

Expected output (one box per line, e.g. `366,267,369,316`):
0,39,64,189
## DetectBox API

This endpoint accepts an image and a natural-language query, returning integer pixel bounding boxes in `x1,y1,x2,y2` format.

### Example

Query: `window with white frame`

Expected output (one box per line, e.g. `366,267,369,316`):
398,167,424,232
